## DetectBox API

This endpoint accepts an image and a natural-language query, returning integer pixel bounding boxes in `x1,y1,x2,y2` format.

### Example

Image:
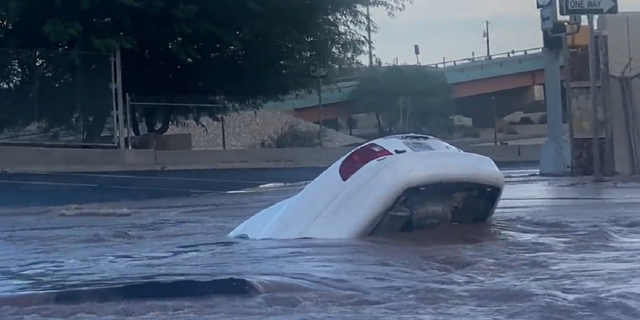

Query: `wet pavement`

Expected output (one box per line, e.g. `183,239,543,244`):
0,168,327,208
1,168,640,319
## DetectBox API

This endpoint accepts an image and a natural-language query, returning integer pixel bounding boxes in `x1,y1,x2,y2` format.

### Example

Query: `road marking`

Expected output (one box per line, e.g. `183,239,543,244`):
39,172,278,184
0,180,217,193
0,178,288,194
109,185,213,193
503,169,539,178
257,183,286,188
226,181,310,194
0,180,98,187
227,186,303,194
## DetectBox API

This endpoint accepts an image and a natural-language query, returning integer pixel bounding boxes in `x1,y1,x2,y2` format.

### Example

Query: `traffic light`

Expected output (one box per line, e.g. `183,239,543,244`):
543,22,566,50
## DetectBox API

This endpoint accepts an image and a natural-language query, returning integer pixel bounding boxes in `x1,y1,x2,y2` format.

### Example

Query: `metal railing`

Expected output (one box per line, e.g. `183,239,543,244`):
331,47,545,83
427,47,544,68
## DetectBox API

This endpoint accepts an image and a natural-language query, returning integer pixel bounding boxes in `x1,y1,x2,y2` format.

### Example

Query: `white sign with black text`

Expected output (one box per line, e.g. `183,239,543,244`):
563,0,618,15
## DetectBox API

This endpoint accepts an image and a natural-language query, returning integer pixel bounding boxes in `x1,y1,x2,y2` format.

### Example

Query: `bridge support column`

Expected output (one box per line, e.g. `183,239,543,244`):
540,48,570,175
539,0,570,176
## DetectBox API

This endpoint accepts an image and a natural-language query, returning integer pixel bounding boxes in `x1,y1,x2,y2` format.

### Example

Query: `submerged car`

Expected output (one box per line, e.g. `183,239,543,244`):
229,134,505,240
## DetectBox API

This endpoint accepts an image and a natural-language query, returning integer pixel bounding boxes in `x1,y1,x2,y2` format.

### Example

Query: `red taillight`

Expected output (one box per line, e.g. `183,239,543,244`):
339,143,392,181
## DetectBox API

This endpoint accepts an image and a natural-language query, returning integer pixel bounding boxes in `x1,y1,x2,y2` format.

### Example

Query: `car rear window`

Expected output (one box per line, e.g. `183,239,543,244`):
402,140,460,152
403,141,435,151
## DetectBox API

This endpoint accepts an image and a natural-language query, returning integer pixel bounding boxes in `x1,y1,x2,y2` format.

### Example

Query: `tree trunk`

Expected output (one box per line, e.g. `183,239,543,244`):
375,113,383,133
144,108,157,133
83,114,109,143
143,107,174,135
155,108,175,134
130,110,141,136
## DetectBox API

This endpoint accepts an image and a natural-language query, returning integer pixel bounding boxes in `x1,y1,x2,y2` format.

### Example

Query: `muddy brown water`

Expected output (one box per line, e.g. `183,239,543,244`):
0,173,639,319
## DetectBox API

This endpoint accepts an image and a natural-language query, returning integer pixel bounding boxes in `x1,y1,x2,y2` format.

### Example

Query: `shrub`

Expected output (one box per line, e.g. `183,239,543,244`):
504,126,519,135
322,119,341,131
346,117,358,129
260,123,322,148
517,116,535,125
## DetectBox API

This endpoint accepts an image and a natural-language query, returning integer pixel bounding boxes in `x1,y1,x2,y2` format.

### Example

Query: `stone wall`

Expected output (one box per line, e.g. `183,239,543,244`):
572,137,606,176
569,85,605,139
567,85,618,176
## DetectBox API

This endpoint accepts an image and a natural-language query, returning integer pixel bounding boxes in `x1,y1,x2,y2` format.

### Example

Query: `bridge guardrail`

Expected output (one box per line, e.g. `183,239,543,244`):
264,47,554,110
427,47,543,69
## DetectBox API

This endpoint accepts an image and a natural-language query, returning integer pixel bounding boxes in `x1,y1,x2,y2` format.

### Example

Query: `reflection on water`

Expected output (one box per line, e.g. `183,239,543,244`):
1,179,640,319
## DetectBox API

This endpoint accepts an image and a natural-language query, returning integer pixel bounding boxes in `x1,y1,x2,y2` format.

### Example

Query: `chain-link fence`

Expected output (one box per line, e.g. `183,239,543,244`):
123,95,364,150
125,95,226,150
609,72,640,174
0,48,116,147
564,32,615,176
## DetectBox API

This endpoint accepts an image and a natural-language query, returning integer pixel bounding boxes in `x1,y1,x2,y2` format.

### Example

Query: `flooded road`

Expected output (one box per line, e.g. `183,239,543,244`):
0,169,639,319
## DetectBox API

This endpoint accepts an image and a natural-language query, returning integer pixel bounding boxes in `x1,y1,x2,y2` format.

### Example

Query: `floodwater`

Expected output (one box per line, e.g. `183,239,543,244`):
1,172,640,319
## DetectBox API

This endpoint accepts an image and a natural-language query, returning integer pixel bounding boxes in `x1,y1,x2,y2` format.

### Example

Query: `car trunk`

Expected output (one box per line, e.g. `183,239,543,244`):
369,182,502,235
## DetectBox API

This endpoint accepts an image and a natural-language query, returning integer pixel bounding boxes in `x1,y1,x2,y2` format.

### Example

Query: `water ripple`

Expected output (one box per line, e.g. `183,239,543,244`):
0,181,640,319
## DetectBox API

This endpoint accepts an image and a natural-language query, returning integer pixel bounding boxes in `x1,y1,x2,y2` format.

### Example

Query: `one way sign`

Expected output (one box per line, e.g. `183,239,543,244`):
561,0,619,15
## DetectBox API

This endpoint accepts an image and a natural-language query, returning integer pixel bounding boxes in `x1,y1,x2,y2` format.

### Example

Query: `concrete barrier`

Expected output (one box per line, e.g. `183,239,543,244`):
0,143,540,173
464,144,541,162
155,147,354,168
0,147,156,172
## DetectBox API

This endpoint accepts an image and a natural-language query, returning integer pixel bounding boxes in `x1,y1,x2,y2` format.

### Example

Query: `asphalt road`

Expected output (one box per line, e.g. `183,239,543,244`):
0,162,538,208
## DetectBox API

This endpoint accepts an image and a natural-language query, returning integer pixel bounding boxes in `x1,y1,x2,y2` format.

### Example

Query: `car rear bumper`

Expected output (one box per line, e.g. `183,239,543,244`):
300,151,504,238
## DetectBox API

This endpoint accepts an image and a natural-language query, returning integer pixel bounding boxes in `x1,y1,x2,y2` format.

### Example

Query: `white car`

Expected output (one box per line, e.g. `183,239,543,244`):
229,134,505,240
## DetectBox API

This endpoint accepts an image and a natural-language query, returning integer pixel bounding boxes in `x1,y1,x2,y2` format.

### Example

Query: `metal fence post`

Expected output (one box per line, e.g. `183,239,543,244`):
126,93,132,149
587,14,602,180
599,32,614,175
115,48,126,149
563,35,575,175
110,53,119,146
317,77,323,146
221,100,227,150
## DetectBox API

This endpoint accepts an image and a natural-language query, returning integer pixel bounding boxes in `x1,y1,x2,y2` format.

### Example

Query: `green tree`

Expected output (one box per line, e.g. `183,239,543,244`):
350,65,455,137
0,0,412,141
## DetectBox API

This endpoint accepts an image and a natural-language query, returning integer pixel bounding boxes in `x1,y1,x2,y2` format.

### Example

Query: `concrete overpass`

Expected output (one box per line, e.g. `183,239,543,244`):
263,47,566,122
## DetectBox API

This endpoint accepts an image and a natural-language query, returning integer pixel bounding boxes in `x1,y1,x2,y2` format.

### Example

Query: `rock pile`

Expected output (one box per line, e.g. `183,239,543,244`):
166,110,365,149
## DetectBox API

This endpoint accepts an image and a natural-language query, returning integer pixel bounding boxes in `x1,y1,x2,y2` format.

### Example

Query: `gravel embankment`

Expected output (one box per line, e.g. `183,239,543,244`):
166,110,365,149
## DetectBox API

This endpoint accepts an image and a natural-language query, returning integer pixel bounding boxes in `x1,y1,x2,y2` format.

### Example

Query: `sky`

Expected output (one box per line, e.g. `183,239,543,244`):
370,0,640,65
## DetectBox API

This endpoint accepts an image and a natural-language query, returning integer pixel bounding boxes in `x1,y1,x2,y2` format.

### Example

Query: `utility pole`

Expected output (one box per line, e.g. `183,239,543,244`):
587,15,603,181
492,96,498,145
483,20,491,58
309,57,328,147
366,2,374,67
